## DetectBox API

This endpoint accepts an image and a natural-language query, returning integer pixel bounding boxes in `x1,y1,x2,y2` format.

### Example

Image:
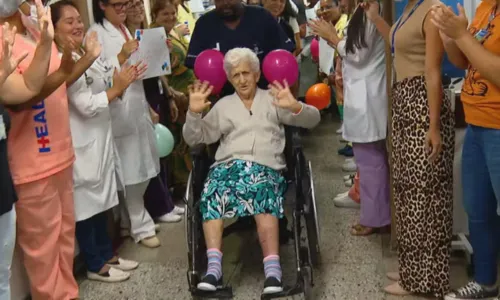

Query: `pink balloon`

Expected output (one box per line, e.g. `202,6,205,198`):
310,38,319,60
194,49,227,95
262,50,299,86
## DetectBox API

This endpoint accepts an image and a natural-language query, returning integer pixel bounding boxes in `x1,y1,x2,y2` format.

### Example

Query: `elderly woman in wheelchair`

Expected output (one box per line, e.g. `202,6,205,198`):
182,47,321,295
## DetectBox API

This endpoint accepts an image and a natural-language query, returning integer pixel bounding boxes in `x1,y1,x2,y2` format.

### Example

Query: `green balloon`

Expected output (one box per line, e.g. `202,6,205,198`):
155,124,175,158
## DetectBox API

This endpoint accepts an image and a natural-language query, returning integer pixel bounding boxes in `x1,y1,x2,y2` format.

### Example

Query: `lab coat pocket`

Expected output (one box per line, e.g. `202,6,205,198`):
73,139,103,188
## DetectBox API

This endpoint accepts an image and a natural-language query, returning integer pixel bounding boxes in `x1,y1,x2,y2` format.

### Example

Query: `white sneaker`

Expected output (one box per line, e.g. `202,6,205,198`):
336,126,343,134
334,191,349,200
344,157,355,163
87,267,130,283
156,212,182,223
140,236,161,248
120,224,160,238
344,179,353,187
343,174,355,181
342,160,357,172
172,206,185,215
333,194,360,208
107,258,139,271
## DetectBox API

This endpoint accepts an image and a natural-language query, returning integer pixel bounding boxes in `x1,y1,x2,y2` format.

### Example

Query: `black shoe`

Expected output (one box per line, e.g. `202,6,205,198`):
444,281,499,300
263,277,283,294
197,274,222,292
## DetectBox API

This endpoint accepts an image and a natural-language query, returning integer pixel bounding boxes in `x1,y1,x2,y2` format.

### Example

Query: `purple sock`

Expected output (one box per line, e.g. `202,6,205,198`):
206,248,223,280
263,255,282,281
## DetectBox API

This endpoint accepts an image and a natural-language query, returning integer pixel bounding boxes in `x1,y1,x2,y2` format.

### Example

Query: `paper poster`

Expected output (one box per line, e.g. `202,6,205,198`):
318,38,334,74
129,28,172,80
305,8,317,37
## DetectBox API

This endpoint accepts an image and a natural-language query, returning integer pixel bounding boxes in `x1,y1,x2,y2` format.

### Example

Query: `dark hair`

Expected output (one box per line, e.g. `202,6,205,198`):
345,6,367,54
280,0,297,22
50,0,78,27
93,0,109,24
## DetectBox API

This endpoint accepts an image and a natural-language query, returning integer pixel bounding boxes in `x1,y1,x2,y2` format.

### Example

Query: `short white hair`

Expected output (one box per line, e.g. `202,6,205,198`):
223,48,260,77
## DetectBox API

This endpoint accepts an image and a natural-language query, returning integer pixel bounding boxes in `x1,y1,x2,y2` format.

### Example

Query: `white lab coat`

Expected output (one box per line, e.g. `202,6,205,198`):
87,19,160,186
337,17,388,143
67,52,123,222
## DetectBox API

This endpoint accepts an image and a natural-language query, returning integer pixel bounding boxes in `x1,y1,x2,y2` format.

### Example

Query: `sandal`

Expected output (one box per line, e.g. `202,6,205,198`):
350,224,390,236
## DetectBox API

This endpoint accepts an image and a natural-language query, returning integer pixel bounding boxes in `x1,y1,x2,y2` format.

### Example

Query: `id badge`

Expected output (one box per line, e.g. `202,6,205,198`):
474,29,488,42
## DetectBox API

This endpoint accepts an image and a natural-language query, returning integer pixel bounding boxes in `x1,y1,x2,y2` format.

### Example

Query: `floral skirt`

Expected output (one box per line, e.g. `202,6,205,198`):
200,160,287,221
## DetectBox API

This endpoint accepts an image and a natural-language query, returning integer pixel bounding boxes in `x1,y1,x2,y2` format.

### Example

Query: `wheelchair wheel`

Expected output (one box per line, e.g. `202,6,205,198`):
185,171,207,290
300,160,321,266
301,265,313,300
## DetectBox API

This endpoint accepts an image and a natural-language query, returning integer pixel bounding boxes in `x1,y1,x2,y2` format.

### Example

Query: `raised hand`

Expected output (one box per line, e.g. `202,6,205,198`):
360,0,380,21
36,0,54,45
59,37,77,75
188,81,213,114
308,19,337,44
120,39,139,60
430,3,469,40
84,31,102,59
113,65,137,93
268,80,299,110
0,23,29,83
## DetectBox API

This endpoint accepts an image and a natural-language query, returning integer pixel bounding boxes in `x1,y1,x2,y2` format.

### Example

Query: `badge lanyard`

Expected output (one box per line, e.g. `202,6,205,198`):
119,25,131,42
474,5,499,42
391,0,425,54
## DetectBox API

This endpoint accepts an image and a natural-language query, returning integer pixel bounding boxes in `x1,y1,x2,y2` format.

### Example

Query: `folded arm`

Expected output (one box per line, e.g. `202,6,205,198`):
182,106,222,146
455,33,500,87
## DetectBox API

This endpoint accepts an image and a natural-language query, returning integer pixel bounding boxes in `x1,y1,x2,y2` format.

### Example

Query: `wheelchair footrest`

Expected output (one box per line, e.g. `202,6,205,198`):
191,286,234,299
260,285,303,299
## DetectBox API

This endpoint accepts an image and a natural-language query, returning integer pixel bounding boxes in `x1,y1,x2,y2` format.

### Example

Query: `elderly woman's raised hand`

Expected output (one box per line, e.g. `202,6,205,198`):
188,81,213,114
269,80,302,113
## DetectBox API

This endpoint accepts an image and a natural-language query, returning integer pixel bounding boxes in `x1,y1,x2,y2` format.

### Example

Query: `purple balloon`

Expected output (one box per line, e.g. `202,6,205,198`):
194,49,227,95
262,50,299,86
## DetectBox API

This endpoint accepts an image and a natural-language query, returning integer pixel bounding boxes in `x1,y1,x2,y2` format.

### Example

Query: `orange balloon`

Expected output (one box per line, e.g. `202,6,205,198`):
305,83,331,110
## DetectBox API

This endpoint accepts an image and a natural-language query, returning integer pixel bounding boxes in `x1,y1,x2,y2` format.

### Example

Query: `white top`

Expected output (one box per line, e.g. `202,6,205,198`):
289,17,300,34
337,17,388,143
87,19,160,185
183,88,321,170
67,53,122,221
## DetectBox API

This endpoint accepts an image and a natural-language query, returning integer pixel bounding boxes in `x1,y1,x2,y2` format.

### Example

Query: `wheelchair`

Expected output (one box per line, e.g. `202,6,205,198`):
184,126,321,300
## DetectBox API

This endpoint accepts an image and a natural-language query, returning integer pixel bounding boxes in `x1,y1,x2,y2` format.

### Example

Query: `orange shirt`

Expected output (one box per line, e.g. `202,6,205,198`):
1,29,74,185
461,0,500,129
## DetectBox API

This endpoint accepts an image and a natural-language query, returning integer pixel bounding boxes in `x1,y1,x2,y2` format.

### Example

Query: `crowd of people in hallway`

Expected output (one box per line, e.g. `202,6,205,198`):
0,0,499,299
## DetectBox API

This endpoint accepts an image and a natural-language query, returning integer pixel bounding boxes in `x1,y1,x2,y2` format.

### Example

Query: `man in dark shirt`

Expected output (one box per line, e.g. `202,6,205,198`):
185,0,295,97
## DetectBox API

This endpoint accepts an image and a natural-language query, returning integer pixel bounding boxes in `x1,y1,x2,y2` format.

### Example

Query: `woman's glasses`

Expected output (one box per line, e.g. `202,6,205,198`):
108,0,132,11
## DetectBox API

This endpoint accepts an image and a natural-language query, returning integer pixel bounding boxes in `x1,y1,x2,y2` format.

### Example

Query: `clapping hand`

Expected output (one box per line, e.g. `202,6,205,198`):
0,23,28,83
360,0,380,21
84,31,102,59
120,39,139,60
308,19,338,44
430,3,469,40
36,0,54,45
268,80,301,112
188,81,213,114
59,37,77,75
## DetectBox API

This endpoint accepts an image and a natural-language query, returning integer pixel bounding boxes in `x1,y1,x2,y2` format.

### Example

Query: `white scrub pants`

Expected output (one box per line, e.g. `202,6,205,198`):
121,180,156,243
0,207,15,300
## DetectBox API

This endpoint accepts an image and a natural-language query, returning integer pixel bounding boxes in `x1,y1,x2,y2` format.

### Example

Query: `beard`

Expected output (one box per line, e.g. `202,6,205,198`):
215,3,244,22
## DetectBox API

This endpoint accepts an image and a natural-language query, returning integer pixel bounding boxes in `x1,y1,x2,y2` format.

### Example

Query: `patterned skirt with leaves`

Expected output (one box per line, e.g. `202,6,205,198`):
200,160,287,221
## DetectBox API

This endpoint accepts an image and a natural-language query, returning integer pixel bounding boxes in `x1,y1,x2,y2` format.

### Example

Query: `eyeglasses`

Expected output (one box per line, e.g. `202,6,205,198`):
107,0,132,11
129,1,144,9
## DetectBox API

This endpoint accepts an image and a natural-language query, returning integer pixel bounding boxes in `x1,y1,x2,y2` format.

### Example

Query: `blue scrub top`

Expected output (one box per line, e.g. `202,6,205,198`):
185,5,295,97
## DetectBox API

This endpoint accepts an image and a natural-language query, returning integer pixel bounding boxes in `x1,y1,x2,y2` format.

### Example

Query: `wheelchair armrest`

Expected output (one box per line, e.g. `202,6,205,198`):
285,126,303,150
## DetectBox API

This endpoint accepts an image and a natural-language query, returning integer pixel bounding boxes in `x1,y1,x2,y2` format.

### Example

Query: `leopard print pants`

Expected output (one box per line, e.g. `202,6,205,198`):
391,76,455,297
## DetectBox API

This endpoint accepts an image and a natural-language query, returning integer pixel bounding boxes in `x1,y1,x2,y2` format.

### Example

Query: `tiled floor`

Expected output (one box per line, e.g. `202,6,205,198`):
78,117,475,300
